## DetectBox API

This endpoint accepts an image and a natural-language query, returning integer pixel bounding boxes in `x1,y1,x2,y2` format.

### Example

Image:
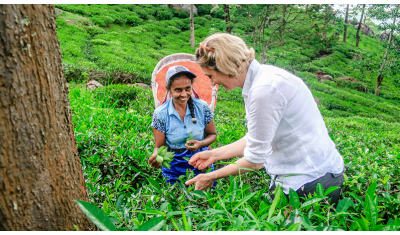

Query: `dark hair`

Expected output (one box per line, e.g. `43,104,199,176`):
166,74,197,124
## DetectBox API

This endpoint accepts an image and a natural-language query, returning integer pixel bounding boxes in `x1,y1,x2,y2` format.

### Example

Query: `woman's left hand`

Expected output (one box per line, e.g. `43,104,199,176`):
185,140,202,152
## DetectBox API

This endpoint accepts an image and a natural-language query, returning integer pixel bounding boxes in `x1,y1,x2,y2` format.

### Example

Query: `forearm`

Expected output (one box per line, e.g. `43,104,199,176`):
199,133,216,148
206,157,264,181
212,137,247,161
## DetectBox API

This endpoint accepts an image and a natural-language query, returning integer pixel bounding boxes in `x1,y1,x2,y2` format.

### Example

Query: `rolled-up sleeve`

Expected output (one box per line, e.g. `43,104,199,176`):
151,109,166,133
244,85,287,164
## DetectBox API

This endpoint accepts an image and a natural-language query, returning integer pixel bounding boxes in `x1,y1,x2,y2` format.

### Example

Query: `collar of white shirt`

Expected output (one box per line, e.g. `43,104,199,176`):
242,59,261,98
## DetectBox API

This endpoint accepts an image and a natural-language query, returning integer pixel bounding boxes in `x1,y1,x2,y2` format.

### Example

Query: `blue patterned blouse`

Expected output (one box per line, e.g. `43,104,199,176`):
151,98,214,149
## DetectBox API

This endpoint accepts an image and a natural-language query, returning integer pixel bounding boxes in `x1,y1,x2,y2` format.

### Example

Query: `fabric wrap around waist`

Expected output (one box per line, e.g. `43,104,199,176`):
162,146,216,186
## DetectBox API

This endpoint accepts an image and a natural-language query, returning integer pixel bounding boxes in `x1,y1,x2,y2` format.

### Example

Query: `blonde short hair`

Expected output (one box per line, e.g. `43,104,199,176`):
195,33,255,77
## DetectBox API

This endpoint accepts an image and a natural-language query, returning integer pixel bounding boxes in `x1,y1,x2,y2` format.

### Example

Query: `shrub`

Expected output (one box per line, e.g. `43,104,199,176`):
62,61,86,83
91,15,114,27
91,39,109,46
155,9,174,20
195,4,213,16
92,84,137,108
126,14,143,26
204,14,212,21
85,26,106,37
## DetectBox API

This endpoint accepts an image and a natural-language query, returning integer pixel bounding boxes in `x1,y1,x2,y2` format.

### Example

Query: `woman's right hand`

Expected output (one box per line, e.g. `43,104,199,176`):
148,152,161,168
188,150,216,170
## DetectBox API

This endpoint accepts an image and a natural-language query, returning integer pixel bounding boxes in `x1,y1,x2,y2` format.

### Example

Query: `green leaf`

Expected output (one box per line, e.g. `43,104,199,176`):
133,210,166,216
324,186,341,196
245,207,260,230
300,196,326,208
365,194,378,228
289,188,300,209
159,202,170,212
162,161,171,169
354,216,370,231
382,175,391,184
73,225,79,231
366,181,377,199
238,167,254,172
190,190,207,199
183,157,190,161
115,194,124,211
268,185,282,221
286,223,301,231
135,217,165,231
235,215,244,231
181,206,190,231
336,197,353,213
167,210,195,218
75,200,116,231
157,146,166,155
263,221,277,231
283,174,302,178
347,192,365,207
103,200,108,214
316,183,324,196
147,178,161,191
232,191,258,211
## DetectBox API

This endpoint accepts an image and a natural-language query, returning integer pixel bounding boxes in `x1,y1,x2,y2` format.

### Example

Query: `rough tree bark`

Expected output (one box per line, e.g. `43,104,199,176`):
0,4,94,230
190,4,195,48
343,4,349,42
356,4,365,47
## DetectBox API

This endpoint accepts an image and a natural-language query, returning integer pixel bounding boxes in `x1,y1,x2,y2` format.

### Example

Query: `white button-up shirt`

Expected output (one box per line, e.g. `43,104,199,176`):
242,59,344,194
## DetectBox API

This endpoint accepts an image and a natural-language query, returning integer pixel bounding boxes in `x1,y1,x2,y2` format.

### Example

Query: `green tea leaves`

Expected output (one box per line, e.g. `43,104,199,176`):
75,200,116,231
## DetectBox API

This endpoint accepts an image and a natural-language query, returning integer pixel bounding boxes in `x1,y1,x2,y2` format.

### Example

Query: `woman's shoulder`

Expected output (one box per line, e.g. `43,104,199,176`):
192,97,209,108
153,100,171,116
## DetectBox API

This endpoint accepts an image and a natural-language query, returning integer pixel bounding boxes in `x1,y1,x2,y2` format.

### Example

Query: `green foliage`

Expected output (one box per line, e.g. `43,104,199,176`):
92,84,138,108
195,4,213,16
60,4,400,231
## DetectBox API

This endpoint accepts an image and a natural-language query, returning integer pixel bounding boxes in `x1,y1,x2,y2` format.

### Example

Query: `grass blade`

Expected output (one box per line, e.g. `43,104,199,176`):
233,191,258,211
268,185,282,221
135,217,165,231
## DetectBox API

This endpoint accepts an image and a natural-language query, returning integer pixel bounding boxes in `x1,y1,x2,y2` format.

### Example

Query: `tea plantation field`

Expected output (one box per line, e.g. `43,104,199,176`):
60,4,400,231
69,83,400,231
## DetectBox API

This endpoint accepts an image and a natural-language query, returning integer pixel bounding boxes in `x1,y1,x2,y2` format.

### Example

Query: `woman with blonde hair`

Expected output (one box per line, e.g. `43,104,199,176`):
186,33,344,206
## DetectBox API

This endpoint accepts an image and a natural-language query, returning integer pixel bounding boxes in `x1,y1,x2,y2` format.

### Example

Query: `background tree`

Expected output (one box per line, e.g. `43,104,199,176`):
356,4,366,47
190,4,195,48
223,4,234,34
368,4,400,95
343,4,349,42
0,4,94,230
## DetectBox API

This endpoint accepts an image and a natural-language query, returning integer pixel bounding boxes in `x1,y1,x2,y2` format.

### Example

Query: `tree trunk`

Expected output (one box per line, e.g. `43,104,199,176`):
343,4,349,42
375,72,384,96
0,4,94,230
281,4,287,41
224,4,233,34
374,15,396,96
190,4,195,48
356,4,365,47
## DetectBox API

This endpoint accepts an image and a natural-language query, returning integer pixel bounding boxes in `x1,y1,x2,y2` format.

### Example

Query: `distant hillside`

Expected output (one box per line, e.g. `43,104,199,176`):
56,4,400,122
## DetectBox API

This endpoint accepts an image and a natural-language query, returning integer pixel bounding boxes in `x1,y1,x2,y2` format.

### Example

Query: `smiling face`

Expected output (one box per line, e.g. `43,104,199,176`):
168,75,193,107
201,67,235,91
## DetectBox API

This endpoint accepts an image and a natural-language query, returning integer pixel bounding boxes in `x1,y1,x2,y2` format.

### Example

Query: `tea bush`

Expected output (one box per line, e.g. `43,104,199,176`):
59,4,400,231
69,85,400,231
92,84,138,108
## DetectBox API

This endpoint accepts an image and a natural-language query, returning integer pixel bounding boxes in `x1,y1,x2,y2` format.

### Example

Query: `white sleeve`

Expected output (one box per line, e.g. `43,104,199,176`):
243,85,287,163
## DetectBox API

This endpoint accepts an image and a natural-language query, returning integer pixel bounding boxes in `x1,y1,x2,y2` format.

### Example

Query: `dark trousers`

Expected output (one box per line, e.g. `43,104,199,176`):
269,172,344,207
